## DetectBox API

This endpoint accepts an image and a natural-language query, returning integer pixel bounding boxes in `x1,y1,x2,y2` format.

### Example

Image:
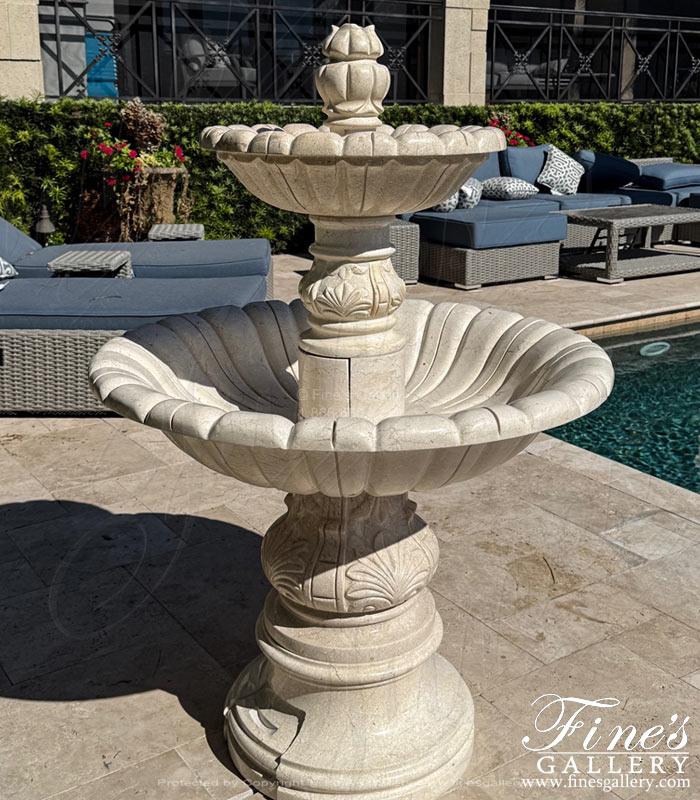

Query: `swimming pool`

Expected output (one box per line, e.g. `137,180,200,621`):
548,321,700,494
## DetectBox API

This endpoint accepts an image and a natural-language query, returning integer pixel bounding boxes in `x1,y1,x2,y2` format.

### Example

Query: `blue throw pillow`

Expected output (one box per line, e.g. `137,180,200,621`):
573,150,640,192
471,152,501,181
636,163,700,191
498,144,550,185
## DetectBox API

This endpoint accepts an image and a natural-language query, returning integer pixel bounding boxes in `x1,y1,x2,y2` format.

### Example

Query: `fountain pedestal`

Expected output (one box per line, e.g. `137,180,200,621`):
227,493,473,799
89,21,614,800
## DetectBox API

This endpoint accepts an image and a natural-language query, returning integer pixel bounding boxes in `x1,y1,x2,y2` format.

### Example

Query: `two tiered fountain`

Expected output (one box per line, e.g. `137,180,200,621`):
90,23,613,800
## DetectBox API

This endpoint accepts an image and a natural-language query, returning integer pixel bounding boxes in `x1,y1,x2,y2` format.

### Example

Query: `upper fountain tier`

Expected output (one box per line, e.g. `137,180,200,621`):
199,23,505,216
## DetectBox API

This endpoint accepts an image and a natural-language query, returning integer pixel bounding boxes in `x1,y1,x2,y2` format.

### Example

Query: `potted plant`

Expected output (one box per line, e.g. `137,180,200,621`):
78,99,191,241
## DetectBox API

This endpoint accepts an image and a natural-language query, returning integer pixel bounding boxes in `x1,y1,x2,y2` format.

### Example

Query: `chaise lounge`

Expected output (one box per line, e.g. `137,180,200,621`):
0,218,272,413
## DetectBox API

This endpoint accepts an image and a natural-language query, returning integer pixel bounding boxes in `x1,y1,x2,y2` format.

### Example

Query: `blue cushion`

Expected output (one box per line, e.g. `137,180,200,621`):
0,276,267,330
498,144,550,185
13,239,271,279
573,151,640,192
477,197,556,211
471,152,501,181
535,193,632,210
0,217,41,264
612,186,700,207
411,203,566,250
686,194,700,208
637,163,700,191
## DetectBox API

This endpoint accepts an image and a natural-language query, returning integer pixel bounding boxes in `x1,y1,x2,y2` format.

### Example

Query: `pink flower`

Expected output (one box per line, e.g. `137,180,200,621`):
129,150,137,159
107,178,116,186
174,145,185,163
80,150,88,159
122,174,130,181
134,166,140,173
105,122,112,128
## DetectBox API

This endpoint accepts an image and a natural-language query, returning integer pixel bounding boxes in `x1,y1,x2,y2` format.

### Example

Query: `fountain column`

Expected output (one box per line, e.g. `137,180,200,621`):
297,215,406,422
296,26,407,424
224,24,475,798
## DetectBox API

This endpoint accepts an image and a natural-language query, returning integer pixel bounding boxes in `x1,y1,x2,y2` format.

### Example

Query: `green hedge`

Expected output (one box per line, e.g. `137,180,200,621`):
2,98,700,253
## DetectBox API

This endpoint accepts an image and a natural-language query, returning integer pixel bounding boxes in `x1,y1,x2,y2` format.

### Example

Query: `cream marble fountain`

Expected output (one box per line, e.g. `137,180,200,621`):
89,23,614,800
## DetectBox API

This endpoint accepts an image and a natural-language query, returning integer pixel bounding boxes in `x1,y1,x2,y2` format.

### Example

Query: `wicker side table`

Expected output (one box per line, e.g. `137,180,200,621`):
148,223,205,241
389,219,419,284
560,205,700,282
628,157,674,167
48,250,132,278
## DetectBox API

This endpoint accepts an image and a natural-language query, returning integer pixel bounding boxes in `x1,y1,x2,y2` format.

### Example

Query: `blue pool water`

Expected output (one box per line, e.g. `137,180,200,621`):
548,321,700,494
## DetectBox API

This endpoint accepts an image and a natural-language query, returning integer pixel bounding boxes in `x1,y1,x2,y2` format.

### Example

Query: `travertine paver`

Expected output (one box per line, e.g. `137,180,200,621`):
490,582,655,663
1,413,699,799
273,252,700,328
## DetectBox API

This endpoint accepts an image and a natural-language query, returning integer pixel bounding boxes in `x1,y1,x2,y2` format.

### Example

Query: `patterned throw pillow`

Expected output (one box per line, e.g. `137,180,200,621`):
430,192,459,212
0,257,18,279
481,177,539,200
537,145,585,196
457,178,482,209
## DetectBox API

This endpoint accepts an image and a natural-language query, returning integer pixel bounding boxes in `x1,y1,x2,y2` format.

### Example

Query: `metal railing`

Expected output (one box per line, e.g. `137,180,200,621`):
488,5,700,103
39,0,442,103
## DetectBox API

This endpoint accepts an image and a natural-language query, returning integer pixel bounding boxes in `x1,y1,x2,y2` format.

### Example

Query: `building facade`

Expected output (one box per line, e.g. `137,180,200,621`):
1,0,699,104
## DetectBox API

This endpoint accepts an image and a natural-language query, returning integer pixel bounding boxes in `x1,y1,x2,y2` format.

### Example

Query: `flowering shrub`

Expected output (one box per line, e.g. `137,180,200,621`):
488,117,535,147
81,122,186,189
4,98,700,251
77,99,190,240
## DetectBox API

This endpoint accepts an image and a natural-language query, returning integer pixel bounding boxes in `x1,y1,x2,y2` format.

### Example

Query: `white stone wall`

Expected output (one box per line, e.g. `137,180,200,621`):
441,0,489,106
0,0,43,98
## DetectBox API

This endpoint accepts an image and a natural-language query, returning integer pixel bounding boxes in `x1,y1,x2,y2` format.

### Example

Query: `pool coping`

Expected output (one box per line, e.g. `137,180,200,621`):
573,303,700,338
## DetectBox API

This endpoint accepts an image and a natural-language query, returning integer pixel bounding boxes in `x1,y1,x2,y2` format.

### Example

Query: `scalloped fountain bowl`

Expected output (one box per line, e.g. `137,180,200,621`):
200,123,504,216
89,298,613,497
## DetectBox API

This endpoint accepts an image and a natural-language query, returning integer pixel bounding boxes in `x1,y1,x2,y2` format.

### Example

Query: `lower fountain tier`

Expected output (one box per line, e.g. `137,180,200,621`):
225,591,474,800
89,298,613,497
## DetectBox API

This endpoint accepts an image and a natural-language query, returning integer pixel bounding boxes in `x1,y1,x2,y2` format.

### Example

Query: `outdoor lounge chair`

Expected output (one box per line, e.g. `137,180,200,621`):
0,217,273,295
0,275,269,414
0,218,272,413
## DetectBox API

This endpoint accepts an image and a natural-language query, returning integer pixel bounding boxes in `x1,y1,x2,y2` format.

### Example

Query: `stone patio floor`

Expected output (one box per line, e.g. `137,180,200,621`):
2,260,700,799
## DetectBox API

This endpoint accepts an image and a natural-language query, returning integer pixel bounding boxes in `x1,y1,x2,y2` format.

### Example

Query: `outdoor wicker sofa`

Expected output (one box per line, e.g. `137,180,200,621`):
411,148,568,288
408,148,700,288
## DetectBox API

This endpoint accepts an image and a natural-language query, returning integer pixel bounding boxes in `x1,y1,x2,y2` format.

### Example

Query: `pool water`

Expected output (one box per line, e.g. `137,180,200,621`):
548,321,700,494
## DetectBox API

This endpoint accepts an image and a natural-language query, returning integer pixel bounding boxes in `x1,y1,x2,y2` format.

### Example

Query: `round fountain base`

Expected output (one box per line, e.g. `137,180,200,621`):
223,589,473,799
225,651,473,800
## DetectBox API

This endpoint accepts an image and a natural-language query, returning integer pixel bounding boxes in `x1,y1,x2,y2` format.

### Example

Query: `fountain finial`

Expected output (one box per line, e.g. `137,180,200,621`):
316,23,390,134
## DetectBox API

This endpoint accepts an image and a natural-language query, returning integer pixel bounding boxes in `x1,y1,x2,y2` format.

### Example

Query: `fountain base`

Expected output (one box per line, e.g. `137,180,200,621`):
225,589,474,799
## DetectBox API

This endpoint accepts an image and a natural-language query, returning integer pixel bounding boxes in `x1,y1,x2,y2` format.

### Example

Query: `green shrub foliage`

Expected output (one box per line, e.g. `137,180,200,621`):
2,98,700,252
